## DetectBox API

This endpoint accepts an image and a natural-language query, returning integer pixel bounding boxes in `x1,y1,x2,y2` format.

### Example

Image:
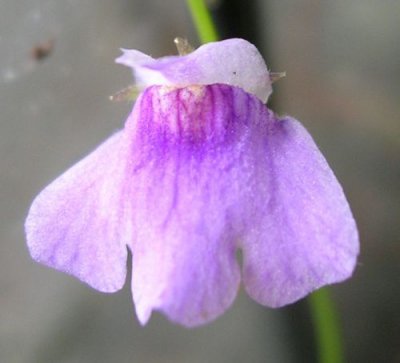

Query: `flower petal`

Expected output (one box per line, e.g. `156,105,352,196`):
123,84,271,326
25,132,129,292
131,226,241,327
116,38,272,103
241,116,359,307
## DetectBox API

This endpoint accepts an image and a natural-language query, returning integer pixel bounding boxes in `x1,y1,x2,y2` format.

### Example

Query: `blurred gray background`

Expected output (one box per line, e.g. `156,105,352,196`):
1,0,399,362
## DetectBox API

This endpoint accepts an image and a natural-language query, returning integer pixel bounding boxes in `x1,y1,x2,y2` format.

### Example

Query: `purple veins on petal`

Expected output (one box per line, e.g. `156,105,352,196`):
25,132,130,292
124,85,264,326
25,38,359,328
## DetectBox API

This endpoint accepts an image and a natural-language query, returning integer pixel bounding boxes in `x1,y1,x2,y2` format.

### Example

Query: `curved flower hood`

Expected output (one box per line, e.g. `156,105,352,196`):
116,38,273,103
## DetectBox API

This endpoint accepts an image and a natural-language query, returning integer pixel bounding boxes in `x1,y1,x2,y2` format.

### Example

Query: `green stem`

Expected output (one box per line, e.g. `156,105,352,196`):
308,288,345,363
186,0,219,44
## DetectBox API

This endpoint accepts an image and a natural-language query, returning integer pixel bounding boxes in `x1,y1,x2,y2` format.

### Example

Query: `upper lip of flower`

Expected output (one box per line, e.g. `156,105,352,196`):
115,38,273,103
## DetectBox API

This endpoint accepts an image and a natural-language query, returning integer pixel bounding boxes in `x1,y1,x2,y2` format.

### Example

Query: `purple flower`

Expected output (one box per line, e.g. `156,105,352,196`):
25,39,359,327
